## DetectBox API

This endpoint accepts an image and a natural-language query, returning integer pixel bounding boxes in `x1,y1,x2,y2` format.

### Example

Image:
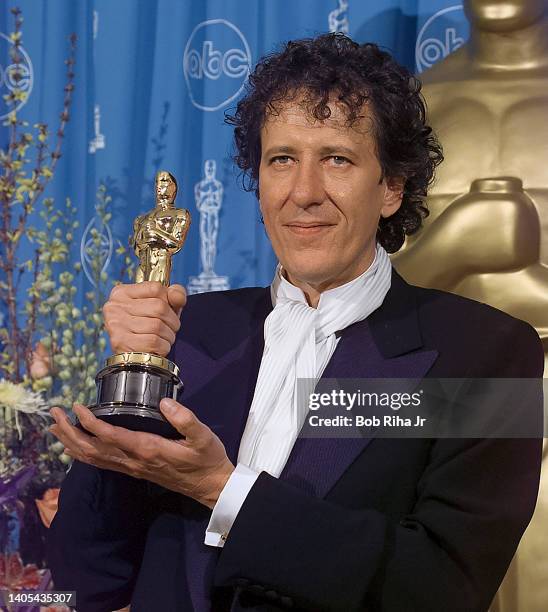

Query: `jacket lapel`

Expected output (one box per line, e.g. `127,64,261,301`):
280,271,438,498
178,289,271,464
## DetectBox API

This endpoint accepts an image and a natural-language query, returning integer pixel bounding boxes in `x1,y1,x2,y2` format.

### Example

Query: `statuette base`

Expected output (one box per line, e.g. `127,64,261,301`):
87,352,183,439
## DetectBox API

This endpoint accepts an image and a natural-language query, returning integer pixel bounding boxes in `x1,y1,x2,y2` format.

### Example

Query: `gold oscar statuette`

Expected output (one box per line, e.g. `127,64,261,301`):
86,171,191,438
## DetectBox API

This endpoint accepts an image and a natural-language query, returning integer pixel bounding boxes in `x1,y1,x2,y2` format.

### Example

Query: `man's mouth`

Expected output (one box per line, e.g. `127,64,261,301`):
285,223,335,235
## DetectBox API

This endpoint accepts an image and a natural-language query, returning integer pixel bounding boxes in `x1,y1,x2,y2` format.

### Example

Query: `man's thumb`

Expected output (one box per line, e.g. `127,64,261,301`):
167,284,186,317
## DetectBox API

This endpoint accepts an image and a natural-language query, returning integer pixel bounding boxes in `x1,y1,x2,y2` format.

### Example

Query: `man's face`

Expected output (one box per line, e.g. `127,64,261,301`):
258,97,402,293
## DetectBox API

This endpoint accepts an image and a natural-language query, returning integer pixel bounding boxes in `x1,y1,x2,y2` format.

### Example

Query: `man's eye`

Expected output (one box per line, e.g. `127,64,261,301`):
271,156,292,165
328,156,351,166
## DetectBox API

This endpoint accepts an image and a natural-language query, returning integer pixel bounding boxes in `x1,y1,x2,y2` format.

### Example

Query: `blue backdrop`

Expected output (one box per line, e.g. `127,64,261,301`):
0,0,469,299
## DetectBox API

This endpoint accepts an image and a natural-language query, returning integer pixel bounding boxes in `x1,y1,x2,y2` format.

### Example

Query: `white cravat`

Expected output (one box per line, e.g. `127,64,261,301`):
205,245,392,546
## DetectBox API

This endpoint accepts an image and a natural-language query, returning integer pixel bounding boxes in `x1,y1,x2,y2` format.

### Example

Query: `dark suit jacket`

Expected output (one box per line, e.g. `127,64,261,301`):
48,270,544,612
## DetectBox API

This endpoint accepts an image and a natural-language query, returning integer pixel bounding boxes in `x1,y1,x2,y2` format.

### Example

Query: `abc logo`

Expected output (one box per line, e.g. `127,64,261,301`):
186,42,248,80
183,19,251,112
415,5,468,73
0,32,33,120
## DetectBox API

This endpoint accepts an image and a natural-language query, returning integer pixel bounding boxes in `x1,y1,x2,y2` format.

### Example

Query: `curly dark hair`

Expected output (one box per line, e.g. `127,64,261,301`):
225,33,443,253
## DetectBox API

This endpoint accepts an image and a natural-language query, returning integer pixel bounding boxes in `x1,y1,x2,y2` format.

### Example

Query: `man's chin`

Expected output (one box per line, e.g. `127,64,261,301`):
282,265,340,288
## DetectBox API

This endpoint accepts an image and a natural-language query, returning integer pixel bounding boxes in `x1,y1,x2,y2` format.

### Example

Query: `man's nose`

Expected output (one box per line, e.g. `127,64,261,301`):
290,160,325,207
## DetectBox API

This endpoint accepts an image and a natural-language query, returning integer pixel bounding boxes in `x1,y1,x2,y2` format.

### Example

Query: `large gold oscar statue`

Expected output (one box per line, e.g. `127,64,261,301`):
392,2,548,610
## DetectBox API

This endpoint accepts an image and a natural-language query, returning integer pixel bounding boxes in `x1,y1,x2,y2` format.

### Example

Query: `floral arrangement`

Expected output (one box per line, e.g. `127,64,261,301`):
0,7,134,584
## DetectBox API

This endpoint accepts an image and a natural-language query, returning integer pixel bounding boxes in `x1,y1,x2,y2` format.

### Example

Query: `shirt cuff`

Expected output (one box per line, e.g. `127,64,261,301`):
204,463,260,547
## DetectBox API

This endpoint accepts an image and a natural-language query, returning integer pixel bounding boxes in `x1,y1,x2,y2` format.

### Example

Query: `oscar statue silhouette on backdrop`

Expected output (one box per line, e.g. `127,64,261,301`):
392,2,548,611
187,159,229,294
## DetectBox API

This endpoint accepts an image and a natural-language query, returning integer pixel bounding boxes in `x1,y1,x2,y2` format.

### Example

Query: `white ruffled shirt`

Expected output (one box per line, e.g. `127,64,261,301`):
205,246,392,546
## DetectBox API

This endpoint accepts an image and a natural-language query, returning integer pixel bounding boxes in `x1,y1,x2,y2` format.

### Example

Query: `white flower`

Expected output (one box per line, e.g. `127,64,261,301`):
0,379,50,439
0,379,49,414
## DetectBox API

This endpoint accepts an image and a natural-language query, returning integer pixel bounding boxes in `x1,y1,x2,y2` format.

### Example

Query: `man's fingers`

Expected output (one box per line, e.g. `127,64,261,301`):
167,284,187,317
73,404,165,461
127,299,181,331
49,408,105,463
103,282,184,356
74,404,135,447
103,283,182,332
159,398,204,441
110,281,168,301
105,297,181,332
125,320,176,348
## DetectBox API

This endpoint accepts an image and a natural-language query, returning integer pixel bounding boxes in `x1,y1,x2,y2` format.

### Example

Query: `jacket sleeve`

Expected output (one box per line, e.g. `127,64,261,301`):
213,322,544,612
47,461,150,612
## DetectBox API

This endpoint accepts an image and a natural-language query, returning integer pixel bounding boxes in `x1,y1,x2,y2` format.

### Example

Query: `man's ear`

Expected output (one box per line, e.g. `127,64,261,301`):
380,177,405,218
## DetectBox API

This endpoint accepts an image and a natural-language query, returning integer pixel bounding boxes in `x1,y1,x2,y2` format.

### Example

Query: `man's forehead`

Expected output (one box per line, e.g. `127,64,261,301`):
261,97,375,146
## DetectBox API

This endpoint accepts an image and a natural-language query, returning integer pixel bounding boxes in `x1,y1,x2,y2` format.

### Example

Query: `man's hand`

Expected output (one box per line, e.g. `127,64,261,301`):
103,281,186,356
49,400,234,509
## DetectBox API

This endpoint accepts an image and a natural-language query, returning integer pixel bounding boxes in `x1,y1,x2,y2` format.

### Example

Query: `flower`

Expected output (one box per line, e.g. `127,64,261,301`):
29,341,52,379
0,552,42,589
0,379,50,438
0,379,49,415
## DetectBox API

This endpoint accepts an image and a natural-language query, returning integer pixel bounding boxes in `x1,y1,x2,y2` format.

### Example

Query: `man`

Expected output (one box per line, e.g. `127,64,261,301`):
48,34,543,612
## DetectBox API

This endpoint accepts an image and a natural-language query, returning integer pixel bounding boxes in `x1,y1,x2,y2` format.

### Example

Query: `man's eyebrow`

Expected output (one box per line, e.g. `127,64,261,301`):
317,145,359,157
262,145,359,157
262,146,297,157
